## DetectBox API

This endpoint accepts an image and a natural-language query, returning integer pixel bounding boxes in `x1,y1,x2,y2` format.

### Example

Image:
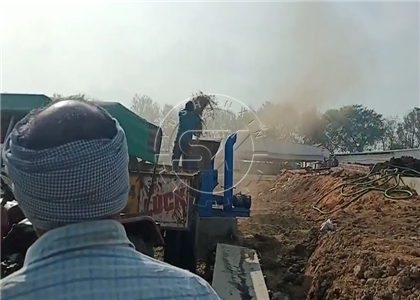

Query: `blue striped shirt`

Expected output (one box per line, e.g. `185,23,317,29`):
1,220,221,300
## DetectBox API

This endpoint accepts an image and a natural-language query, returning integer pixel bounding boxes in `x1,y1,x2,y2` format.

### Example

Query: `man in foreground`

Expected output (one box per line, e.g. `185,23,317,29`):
1,100,221,300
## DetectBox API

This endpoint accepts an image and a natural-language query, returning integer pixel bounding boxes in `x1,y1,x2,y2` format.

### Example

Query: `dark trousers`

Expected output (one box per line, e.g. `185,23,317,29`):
172,141,191,171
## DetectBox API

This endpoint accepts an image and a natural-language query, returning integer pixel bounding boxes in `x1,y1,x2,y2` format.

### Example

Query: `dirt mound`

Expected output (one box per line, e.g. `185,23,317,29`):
238,168,420,300
390,156,420,174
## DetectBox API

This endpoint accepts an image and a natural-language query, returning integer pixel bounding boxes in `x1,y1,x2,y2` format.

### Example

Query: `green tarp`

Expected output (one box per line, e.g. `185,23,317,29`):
0,94,162,163
1,93,52,113
94,101,162,163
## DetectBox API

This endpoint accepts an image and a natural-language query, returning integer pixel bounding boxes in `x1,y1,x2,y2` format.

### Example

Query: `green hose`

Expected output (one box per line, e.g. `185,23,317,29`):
312,163,420,215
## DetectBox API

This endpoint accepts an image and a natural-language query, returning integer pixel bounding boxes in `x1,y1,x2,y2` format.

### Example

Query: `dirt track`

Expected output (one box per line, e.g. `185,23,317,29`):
233,168,420,300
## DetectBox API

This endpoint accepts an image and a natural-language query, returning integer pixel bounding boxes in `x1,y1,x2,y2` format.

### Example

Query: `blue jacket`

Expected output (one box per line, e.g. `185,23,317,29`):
177,109,199,145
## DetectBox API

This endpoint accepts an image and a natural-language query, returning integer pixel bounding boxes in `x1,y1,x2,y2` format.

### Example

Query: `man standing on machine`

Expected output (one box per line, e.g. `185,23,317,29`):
171,101,199,171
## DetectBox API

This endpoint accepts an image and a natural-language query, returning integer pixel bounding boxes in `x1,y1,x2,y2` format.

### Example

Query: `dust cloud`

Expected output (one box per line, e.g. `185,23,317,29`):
223,3,374,166
230,3,374,166
283,3,371,107
256,2,374,137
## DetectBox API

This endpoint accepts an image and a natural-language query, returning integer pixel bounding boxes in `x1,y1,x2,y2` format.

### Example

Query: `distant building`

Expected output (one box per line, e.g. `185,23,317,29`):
335,148,420,165
234,133,330,162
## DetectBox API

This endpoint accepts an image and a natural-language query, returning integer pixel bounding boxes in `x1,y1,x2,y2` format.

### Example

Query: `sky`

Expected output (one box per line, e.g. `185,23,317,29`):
1,1,419,118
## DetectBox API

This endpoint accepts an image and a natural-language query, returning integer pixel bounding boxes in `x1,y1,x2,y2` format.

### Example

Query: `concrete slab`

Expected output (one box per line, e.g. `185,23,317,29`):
212,243,269,300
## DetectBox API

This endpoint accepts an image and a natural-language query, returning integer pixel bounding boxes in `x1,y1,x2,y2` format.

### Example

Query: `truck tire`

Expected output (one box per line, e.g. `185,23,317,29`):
164,211,198,273
163,213,199,273
178,211,199,273
164,230,180,265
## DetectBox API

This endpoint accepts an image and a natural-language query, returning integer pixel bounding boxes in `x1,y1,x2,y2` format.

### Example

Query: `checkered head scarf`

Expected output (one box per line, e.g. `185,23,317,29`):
2,109,130,231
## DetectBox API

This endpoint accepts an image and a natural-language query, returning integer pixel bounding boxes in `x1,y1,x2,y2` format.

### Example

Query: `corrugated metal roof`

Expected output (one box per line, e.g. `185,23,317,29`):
234,132,330,161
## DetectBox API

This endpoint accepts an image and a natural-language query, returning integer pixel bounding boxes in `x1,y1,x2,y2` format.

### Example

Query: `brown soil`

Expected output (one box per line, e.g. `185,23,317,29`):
235,167,420,300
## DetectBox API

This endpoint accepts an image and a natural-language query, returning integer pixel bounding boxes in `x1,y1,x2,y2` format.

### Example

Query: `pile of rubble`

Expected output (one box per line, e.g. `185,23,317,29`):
390,156,420,174
238,167,420,300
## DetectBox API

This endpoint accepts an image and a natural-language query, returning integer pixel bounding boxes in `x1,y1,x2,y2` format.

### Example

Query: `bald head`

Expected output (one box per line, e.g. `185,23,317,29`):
4,99,129,232
19,100,117,150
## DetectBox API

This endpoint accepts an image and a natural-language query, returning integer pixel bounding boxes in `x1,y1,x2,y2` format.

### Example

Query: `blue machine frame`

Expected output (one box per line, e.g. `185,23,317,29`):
197,133,251,218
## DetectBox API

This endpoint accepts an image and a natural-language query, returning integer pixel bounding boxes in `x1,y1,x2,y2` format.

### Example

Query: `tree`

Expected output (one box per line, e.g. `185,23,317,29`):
131,94,161,124
51,93,97,102
203,107,239,139
159,104,178,152
235,105,262,138
379,117,400,150
299,108,327,146
395,107,420,149
322,108,345,152
255,102,301,142
323,105,384,153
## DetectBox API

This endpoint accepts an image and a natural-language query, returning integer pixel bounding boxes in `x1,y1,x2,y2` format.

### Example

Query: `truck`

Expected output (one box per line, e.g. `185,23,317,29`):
1,93,252,278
